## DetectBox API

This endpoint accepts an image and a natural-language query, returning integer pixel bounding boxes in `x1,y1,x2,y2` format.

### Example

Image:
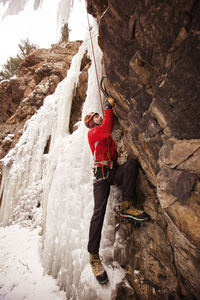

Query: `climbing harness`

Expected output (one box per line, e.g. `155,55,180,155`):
93,140,113,180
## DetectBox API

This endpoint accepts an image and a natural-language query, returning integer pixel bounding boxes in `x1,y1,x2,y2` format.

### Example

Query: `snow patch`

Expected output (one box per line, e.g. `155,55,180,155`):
0,225,66,300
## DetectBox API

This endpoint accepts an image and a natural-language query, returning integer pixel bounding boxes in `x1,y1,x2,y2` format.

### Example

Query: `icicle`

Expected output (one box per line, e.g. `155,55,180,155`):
56,0,73,25
2,0,74,20
0,32,86,226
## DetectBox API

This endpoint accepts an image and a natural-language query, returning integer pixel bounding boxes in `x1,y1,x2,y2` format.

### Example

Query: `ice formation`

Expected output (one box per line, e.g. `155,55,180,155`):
0,21,124,298
2,0,72,19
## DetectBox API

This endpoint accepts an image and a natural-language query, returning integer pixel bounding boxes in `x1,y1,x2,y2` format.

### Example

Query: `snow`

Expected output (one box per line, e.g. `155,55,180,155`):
0,225,125,300
4,134,14,142
0,21,127,299
0,225,66,300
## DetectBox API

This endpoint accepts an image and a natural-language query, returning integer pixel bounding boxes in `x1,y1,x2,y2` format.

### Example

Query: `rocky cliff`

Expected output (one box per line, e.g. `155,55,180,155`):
86,0,200,299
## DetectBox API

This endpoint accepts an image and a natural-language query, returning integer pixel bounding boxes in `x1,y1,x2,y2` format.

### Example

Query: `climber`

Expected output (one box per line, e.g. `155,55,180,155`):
84,93,149,285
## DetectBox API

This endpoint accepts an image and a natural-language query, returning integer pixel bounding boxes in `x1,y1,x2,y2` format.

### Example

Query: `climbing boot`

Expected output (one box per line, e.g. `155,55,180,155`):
118,206,149,222
120,200,130,210
90,254,109,285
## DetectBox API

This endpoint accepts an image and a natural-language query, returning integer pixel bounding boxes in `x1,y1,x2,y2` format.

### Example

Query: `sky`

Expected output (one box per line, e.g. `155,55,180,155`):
0,0,91,68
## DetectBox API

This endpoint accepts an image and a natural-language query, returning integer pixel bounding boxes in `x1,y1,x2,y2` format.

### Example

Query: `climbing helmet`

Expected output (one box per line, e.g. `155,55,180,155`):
84,112,98,128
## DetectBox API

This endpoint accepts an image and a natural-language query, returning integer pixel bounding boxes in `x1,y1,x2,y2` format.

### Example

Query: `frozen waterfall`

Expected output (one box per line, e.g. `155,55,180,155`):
0,23,125,298
2,0,72,21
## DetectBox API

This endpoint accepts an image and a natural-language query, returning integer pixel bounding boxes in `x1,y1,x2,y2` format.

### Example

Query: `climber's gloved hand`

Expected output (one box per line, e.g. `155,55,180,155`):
105,96,114,110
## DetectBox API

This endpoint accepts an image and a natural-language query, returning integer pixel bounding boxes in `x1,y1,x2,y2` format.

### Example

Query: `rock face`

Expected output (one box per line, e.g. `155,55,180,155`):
87,0,200,299
0,41,82,179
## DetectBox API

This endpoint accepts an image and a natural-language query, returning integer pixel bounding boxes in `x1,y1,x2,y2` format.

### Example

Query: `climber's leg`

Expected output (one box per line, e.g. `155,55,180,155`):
114,158,149,222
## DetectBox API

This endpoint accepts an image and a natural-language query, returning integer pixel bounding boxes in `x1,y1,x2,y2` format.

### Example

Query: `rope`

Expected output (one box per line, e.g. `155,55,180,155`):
85,2,104,115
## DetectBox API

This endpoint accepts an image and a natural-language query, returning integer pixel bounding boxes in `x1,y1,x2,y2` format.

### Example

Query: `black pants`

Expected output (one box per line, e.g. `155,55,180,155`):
87,158,138,254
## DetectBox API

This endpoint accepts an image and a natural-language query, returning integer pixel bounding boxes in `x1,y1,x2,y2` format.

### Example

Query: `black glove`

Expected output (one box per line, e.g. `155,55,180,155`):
105,97,114,110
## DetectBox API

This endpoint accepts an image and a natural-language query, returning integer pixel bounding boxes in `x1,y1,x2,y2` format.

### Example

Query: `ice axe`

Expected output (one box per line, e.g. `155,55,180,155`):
100,76,109,98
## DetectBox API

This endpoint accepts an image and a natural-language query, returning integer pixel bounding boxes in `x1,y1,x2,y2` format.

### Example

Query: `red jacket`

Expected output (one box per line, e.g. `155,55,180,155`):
88,109,118,167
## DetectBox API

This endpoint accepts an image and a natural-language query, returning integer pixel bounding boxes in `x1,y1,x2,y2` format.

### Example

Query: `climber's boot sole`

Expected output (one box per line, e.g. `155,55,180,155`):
118,210,150,223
